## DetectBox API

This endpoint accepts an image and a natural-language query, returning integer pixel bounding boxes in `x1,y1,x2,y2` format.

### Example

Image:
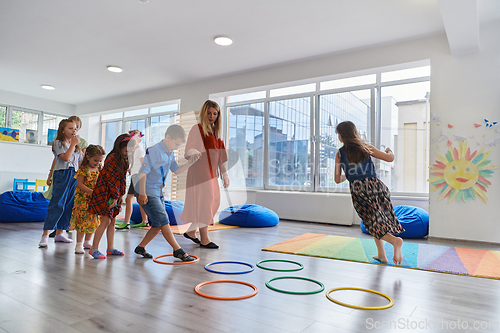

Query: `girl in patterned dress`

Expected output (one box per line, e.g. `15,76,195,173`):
88,134,130,259
70,145,106,254
334,121,405,265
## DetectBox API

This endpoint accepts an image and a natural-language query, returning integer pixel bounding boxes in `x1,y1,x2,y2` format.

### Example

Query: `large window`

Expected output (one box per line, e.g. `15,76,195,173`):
11,108,39,143
100,101,179,153
0,106,6,127
222,62,430,194
43,114,65,146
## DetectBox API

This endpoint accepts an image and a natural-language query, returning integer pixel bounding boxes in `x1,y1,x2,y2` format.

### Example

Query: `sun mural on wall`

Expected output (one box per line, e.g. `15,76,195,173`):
429,141,499,204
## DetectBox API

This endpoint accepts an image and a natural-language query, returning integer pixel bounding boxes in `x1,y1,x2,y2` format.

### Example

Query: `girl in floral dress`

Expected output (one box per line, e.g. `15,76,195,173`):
70,145,106,254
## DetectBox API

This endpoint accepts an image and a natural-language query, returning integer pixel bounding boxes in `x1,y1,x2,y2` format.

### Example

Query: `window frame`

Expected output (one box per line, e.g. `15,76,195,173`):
217,60,431,195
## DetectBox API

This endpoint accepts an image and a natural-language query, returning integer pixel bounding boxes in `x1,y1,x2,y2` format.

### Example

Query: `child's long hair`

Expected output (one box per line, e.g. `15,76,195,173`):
68,116,82,129
199,100,221,138
81,144,105,169
108,134,130,173
53,119,81,153
335,121,371,164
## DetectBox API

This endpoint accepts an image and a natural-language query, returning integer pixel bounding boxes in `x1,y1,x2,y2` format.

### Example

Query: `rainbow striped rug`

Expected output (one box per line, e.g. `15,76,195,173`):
263,233,500,280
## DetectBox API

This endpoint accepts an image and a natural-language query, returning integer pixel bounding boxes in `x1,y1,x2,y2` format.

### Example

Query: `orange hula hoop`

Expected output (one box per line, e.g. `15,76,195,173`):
195,280,258,300
153,254,200,265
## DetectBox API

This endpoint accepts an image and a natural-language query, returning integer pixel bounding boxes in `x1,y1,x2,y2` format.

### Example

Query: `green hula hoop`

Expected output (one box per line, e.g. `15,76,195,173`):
265,276,325,295
256,259,304,272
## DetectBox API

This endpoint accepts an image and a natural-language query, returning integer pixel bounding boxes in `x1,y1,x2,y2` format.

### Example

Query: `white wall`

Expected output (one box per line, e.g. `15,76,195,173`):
0,89,75,115
9,22,497,243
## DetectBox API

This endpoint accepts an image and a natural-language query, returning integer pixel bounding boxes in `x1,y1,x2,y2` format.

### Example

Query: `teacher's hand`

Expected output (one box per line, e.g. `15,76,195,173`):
223,174,230,188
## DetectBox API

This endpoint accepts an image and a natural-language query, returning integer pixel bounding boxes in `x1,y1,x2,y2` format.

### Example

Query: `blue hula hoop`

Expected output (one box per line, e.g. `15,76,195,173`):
204,261,255,274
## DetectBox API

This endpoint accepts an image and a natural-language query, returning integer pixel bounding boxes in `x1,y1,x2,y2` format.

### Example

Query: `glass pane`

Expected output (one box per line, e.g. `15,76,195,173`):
380,81,430,193
381,66,430,82
227,91,266,103
320,74,376,91
43,114,65,146
124,119,146,150
101,121,122,154
318,90,371,189
148,114,174,147
150,104,178,114
124,108,148,117
11,109,39,143
0,106,6,127
227,102,265,187
270,83,316,98
101,112,122,121
268,97,311,188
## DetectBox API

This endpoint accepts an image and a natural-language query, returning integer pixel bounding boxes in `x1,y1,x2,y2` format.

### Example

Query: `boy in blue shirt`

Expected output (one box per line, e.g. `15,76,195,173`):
134,124,199,261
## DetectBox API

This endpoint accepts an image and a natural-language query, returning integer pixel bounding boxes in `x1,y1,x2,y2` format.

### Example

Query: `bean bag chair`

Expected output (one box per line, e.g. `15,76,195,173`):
131,200,185,225
219,204,279,227
0,191,49,222
361,205,429,238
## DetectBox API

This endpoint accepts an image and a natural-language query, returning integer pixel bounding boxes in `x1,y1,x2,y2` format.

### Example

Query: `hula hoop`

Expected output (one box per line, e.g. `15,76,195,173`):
325,287,394,310
195,280,258,300
205,261,255,274
265,276,324,295
153,254,199,265
256,259,304,272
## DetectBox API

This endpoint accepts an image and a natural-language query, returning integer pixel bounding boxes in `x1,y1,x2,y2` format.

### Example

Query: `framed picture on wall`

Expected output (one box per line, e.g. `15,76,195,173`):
26,129,38,144
0,127,20,142
47,129,57,145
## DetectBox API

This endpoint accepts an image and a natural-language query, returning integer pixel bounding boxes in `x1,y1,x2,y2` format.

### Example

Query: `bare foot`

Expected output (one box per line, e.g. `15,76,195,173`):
393,237,403,265
373,255,388,263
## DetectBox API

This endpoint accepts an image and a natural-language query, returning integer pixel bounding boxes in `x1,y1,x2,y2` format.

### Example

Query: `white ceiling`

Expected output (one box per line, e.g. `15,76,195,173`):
0,0,499,106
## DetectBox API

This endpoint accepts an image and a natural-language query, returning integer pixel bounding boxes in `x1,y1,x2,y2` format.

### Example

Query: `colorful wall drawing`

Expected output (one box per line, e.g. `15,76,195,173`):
47,129,57,146
26,129,38,144
429,141,499,204
0,127,20,142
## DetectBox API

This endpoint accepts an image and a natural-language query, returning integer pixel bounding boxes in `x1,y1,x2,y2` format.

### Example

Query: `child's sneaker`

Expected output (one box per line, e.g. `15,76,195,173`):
106,248,124,256
115,222,129,229
89,249,106,259
173,248,195,262
134,246,153,258
131,222,148,228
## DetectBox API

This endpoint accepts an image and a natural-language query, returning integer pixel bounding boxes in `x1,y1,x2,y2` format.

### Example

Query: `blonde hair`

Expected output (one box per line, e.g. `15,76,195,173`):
198,100,222,138
68,116,82,129
128,129,141,136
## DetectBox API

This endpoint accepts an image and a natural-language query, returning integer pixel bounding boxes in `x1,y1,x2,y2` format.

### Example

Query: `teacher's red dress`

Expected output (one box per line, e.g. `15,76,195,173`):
181,124,228,225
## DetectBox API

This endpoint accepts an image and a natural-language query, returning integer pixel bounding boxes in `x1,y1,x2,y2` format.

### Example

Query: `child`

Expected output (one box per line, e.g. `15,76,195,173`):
134,124,198,261
116,130,149,229
39,118,83,248
88,134,130,259
334,121,405,265
69,145,106,254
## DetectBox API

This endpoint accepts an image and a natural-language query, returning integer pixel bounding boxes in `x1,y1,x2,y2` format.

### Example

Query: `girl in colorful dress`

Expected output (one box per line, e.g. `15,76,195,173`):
39,118,83,248
182,100,229,249
70,145,106,254
334,121,405,265
88,134,130,259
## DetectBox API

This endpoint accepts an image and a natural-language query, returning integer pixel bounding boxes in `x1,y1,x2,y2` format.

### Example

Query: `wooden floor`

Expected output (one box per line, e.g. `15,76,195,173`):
1,220,499,333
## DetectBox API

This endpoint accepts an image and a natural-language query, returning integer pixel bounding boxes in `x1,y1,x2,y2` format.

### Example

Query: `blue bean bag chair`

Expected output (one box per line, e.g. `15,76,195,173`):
219,204,279,227
0,191,49,222
361,205,429,238
131,200,185,225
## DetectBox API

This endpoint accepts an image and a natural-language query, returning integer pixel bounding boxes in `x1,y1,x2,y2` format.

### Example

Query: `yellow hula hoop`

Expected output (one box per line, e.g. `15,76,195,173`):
325,287,394,310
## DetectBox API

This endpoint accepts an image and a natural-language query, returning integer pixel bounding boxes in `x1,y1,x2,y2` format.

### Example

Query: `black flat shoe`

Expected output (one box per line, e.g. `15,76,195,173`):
200,242,219,249
183,232,200,244
48,230,56,238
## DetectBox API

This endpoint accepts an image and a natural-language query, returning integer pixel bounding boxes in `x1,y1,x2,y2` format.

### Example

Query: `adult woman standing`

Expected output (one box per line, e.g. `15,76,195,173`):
181,100,229,249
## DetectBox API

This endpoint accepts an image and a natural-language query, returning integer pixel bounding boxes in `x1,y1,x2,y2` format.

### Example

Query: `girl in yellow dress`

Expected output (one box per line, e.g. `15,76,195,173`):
70,145,106,254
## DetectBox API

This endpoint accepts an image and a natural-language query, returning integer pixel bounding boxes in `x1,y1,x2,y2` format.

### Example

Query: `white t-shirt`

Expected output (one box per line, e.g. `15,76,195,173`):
129,145,146,175
52,140,83,171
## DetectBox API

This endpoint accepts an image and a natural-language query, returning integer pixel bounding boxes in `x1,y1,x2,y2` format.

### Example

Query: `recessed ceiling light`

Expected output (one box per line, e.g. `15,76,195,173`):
41,85,55,90
214,36,233,46
107,66,123,73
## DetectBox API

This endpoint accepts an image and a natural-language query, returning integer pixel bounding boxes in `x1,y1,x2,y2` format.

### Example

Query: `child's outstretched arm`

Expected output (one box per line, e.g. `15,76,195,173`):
369,145,394,162
334,151,346,184
173,155,199,175
76,175,93,196
46,158,56,185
